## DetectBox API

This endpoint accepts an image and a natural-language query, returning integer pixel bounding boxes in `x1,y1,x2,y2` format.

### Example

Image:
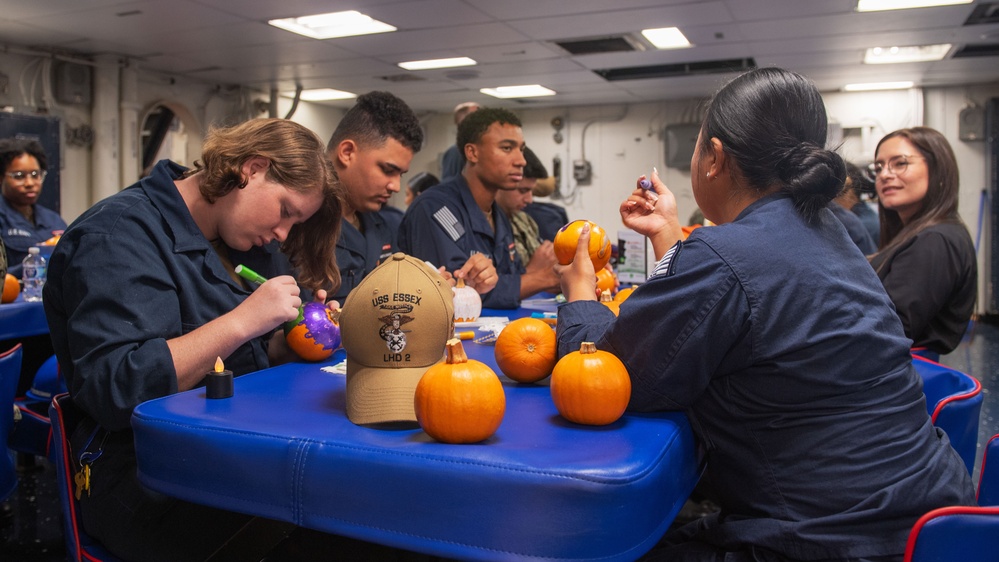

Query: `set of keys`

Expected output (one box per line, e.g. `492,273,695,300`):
74,464,91,500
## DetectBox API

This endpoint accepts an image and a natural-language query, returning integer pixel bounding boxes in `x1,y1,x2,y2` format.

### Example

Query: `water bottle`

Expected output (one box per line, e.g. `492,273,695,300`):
21,247,47,302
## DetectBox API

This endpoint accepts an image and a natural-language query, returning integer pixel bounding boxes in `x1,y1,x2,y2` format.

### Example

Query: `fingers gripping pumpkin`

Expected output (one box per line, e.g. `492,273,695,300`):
553,220,612,270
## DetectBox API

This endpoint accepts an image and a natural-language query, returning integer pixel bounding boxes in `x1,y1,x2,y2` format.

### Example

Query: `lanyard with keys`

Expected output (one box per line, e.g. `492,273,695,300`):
74,426,109,500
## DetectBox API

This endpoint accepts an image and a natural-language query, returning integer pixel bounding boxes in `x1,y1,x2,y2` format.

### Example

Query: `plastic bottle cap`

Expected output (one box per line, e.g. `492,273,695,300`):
28,247,39,255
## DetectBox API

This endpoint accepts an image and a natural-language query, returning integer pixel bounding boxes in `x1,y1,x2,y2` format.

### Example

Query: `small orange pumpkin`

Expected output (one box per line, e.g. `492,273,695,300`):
599,290,620,316
614,285,637,302
494,318,557,383
595,268,617,295
551,342,631,426
415,338,506,443
2,274,19,304
553,220,612,270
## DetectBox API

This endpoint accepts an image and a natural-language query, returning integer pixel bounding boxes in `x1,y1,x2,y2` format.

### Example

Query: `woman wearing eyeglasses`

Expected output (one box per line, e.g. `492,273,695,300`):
870,127,976,357
0,138,67,277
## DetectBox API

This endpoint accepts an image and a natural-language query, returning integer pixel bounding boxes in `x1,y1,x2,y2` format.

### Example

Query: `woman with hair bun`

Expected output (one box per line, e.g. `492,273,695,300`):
870,127,976,358
555,67,974,560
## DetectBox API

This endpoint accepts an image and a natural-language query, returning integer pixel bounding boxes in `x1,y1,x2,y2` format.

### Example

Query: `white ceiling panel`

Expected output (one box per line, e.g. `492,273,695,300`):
0,0,996,112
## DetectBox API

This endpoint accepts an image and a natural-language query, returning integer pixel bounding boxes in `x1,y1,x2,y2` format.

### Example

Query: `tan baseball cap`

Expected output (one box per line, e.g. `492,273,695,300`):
341,253,455,425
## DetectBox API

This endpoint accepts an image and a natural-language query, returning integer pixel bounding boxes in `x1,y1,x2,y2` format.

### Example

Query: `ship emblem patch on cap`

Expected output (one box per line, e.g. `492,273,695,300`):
377,305,414,353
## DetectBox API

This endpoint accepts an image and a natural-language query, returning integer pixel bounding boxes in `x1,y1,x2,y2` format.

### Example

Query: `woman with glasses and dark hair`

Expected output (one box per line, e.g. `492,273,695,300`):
870,127,977,357
555,68,974,560
0,137,67,277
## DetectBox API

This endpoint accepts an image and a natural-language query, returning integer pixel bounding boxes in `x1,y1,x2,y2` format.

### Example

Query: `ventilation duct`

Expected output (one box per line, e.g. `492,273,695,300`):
593,58,756,82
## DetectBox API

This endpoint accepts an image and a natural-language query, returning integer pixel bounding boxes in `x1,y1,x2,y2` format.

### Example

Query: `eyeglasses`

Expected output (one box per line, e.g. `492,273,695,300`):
871,155,923,177
5,170,46,183
498,187,533,195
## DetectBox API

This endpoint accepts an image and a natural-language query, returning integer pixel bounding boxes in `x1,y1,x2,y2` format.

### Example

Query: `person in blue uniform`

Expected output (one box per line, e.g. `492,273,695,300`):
0,138,67,277
870,127,976,358
846,161,880,246
327,91,424,304
43,118,341,562
555,67,975,561
440,101,479,180
399,107,559,308
0,138,67,394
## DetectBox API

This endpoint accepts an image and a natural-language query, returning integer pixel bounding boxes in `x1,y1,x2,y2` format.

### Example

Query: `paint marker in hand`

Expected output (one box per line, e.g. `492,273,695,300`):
235,264,268,285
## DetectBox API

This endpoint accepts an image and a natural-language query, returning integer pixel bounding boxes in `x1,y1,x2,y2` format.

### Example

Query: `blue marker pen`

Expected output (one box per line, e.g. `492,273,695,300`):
531,312,558,319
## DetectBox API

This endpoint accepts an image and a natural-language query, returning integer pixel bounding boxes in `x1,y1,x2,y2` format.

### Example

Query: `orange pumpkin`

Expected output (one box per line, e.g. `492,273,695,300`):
2,274,19,304
551,342,631,426
599,290,620,316
553,220,612,270
595,268,617,295
415,338,506,443
494,318,557,383
614,285,636,302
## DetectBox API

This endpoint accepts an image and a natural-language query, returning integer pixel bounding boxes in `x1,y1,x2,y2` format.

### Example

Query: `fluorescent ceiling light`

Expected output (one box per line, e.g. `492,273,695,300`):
285,88,357,101
398,57,477,71
864,44,952,64
857,0,972,12
480,84,556,99
268,10,396,39
641,27,691,49
843,81,915,91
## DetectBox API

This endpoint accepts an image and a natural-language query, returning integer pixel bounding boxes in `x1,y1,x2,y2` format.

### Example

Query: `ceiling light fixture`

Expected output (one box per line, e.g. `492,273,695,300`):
640,27,692,49
843,81,915,91
398,57,477,71
285,88,357,101
864,43,952,63
480,84,556,99
856,0,972,12
268,10,396,40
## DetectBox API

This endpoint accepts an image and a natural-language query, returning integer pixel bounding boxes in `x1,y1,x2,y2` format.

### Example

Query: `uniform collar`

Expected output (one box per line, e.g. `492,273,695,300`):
455,175,498,237
139,160,211,253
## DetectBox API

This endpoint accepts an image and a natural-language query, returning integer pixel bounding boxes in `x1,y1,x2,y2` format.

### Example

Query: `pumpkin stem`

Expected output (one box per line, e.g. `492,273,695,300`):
599,289,612,302
445,337,468,364
456,277,466,289
579,342,597,354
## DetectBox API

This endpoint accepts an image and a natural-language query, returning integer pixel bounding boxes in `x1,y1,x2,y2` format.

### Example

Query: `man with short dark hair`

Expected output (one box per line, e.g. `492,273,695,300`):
327,91,424,303
399,108,558,309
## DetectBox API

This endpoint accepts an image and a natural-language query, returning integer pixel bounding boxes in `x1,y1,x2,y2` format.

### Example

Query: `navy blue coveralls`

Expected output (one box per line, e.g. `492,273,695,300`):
333,209,400,303
557,194,975,560
398,175,523,309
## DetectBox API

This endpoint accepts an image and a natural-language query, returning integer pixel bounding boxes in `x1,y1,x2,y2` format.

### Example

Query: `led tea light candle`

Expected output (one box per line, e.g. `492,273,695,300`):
206,356,234,399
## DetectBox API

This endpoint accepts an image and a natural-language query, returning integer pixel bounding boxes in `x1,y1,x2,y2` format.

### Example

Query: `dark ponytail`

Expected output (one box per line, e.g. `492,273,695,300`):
701,67,845,221
776,142,846,220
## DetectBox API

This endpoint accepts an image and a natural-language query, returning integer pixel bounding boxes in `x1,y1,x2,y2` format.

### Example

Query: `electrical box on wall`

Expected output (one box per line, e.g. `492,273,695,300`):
53,61,92,105
663,123,700,170
573,159,592,184
959,106,985,141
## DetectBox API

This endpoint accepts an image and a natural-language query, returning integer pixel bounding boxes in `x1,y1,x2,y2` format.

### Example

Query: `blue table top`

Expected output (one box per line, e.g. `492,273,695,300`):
0,299,48,340
132,311,701,561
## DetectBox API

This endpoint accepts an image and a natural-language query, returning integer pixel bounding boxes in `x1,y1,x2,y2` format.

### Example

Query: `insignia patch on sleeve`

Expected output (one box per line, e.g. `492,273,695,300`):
433,206,465,241
650,240,682,278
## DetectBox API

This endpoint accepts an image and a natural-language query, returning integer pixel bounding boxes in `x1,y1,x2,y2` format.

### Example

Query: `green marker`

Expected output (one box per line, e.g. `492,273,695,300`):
235,264,267,285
